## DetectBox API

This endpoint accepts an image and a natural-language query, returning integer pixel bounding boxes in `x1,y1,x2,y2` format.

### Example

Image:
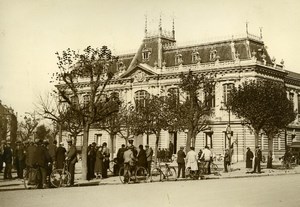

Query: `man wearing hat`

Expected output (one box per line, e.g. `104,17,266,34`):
252,146,262,173
145,144,153,174
3,141,13,179
14,140,26,179
66,139,77,185
0,140,5,173
55,142,66,169
246,147,254,173
177,146,186,178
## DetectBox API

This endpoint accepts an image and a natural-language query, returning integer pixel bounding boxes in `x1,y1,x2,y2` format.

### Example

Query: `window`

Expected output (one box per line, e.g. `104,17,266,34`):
168,88,180,107
289,92,294,102
192,51,200,63
135,90,150,108
175,53,183,65
223,83,234,104
142,48,152,62
83,95,90,107
70,96,79,106
210,49,217,61
205,86,215,108
298,95,300,114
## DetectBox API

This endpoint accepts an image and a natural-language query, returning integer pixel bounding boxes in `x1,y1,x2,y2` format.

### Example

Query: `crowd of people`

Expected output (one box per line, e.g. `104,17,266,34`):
0,139,77,188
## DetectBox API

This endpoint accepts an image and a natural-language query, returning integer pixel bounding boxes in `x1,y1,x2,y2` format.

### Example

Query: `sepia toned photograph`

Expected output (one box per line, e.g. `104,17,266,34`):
1,0,300,206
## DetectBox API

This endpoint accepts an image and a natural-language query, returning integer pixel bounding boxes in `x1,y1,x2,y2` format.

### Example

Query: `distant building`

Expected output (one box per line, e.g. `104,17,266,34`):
59,20,300,160
0,100,17,148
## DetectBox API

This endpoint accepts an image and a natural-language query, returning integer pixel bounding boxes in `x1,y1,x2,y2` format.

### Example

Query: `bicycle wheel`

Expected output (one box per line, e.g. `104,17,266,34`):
166,167,177,181
50,169,71,188
211,163,219,175
24,168,39,189
150,167,162,182
135,166,148,183
119,166,130,184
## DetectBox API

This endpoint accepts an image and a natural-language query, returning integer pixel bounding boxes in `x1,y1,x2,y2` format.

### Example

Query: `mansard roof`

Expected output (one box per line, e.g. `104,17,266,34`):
116,33,273,76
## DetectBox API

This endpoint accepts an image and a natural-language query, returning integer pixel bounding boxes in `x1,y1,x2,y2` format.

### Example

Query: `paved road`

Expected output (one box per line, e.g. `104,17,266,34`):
0,174,299,207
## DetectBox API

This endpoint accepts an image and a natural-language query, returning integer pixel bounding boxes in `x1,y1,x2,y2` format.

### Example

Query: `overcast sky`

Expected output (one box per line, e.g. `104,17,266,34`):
1,0,300,117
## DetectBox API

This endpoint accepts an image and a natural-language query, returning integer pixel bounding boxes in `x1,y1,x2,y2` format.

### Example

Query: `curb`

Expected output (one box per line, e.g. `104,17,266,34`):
1,170,300,191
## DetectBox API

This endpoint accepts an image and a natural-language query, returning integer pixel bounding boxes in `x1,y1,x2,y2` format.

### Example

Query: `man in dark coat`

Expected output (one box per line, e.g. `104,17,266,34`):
169,141,174,160
87,143,96,180
246,147,254,173
25,140,36,168
252,146,262,173
14,141,26,178
116,144,126,174
177,146,186,178
33,139,51,188
0,140,5,173
102,142,110,178
3,142,13,179
55,142,66,169
137,145,147,168
66,139,77,185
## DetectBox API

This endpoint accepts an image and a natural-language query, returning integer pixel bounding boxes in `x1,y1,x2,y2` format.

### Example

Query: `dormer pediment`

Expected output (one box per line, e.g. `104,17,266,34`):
120,63,158,81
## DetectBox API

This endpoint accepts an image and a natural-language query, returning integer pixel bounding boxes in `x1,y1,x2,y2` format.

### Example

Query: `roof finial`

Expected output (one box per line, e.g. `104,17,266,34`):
159,13,162,34
172,17,175,39
144,14,148,38
259,27,263,39
246,21,249,37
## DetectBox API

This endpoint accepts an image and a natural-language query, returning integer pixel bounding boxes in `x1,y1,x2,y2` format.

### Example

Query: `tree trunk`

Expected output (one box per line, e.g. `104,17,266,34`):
81,125,90,180
58,123,62,143
254,130,260,148
186,130,192,152
267,134,274,168
191,130,197,148
110,133,114,160
154,132,160,164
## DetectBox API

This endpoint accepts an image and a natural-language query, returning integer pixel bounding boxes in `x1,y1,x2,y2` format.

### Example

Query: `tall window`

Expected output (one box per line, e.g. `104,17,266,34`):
83,95,90,107
205,86,215,108
168,88,180,107
298,94,300,114
135,90,150,108
289,92,294,102
175,53,183,65
70,96,79,106
223,83,234,104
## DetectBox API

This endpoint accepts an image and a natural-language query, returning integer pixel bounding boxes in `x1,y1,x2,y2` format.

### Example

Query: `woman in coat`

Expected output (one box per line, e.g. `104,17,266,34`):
246,147,254,173
186,147,198,172
137,145,147,168
94,146,103,179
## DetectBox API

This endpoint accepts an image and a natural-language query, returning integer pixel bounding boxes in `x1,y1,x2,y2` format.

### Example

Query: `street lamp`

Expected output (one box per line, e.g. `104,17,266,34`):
220,103,233,149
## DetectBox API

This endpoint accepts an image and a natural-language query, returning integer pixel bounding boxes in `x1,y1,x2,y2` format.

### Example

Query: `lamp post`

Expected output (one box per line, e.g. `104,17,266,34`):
221,103,233,149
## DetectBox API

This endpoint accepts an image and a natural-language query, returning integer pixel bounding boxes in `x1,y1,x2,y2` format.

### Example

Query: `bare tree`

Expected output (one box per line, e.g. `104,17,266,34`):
52,46,120,180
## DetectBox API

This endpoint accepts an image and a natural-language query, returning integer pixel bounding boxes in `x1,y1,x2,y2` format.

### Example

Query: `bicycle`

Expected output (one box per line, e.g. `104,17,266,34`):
119,163,148,184
50,161,71,188
186,160,206,180
150,163,177,182
210,161,219,175
23,166,42,189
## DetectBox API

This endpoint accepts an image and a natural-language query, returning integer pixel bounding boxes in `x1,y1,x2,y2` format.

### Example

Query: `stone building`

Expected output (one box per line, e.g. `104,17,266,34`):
0,100,17,148
63,21,300,161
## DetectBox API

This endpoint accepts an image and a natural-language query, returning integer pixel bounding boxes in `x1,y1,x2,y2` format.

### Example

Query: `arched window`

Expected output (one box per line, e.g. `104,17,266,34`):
135,90,150,108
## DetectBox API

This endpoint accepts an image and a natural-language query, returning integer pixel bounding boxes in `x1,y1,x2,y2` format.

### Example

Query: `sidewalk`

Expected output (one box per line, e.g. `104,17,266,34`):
1,161,299,191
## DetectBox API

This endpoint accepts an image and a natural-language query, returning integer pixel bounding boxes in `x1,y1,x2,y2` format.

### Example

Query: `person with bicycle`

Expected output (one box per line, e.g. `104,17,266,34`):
66,139,77,186
186,147,198,177
200,146,213,174
123,146,136,183
33,139,51,188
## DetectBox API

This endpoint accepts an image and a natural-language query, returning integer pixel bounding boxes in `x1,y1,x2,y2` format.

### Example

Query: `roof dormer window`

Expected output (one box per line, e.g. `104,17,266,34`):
210,49,218,61
192,51,200,63
175,53,183,65
142,47,152,62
